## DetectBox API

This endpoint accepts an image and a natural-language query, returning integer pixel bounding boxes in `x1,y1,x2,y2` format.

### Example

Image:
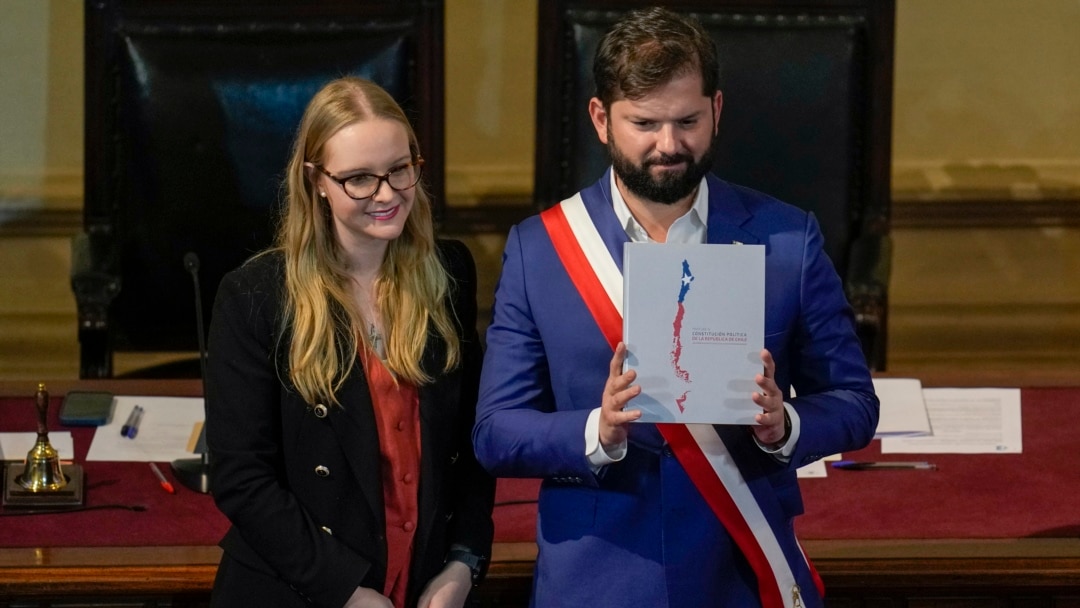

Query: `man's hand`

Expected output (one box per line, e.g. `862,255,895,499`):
752,348,788,446
417,560,472,608
601,342,642,449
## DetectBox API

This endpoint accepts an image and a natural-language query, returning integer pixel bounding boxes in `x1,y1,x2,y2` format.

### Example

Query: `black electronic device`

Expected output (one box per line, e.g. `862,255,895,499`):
58,391,115,427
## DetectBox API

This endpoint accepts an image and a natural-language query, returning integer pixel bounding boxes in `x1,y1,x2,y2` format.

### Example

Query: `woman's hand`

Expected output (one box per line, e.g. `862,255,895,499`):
342,586,392,608
416,561,472,608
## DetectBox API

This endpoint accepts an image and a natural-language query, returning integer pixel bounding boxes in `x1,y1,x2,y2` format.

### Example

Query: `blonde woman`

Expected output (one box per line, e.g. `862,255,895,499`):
207,77,494,608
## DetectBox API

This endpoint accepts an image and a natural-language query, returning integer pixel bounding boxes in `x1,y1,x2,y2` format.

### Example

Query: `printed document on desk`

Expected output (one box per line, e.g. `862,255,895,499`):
881,388,1022,454
0,432,75,461
623,242,764,424
872,377,932,438
87,396,205,462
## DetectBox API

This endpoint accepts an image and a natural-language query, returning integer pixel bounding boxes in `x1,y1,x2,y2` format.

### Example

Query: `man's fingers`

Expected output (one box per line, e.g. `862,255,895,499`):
606,368,637,399
606,384,640,410
760,348,776,377
609,405,642,423
610,342,627,376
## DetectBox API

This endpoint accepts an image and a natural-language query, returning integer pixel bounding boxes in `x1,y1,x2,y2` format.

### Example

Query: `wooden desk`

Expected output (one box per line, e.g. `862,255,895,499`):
484,371,1080,607
2,376,1079,608
0,380,213,607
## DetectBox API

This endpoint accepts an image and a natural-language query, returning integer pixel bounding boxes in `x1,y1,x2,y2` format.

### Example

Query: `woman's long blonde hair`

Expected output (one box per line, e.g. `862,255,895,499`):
275,76,459,405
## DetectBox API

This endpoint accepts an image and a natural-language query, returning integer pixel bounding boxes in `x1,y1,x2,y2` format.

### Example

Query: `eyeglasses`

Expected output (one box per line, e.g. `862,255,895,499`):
309,158,424,200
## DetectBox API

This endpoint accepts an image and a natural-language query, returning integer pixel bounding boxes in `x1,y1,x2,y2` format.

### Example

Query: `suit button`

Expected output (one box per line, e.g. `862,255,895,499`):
402,473,414,484
450,451,459,464
314,465,330,477
313,404,328,418
320,526,333,535
403,521,415,532
444,511,454,522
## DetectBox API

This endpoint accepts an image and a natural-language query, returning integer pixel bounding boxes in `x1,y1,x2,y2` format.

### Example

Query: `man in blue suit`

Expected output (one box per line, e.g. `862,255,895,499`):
473,7,878,608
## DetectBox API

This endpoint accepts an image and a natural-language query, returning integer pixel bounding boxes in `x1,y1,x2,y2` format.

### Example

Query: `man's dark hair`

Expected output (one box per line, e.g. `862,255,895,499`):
593,7,719,107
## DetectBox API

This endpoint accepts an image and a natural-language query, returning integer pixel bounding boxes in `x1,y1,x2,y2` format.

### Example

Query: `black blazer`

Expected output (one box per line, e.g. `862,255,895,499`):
206,240,494,608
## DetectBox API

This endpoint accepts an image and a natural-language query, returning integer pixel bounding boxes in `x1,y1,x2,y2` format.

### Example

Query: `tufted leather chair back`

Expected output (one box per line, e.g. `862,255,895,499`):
76,0,445,378
534,0,894,369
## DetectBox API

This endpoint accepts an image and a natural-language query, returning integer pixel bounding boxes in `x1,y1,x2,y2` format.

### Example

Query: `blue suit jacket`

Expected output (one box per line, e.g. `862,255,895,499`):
474,171,878,608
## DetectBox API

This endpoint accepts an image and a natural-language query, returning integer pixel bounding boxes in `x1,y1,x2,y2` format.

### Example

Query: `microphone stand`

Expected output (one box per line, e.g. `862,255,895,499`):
172,442,211,494
172,252,212,494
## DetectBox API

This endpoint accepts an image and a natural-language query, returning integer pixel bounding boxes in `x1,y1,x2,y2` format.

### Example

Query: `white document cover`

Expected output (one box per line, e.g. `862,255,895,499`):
623,242,765,424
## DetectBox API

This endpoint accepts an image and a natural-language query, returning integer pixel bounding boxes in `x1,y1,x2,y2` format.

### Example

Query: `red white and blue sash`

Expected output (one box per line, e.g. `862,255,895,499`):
541,194,821,608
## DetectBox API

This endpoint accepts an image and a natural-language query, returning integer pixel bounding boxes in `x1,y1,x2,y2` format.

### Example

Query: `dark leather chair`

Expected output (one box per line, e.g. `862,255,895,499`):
534,0,894,370
74,0,445,378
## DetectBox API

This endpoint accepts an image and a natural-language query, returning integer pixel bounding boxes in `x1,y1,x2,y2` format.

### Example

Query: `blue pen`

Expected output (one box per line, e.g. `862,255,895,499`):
122,405,144,439
831,460,936,471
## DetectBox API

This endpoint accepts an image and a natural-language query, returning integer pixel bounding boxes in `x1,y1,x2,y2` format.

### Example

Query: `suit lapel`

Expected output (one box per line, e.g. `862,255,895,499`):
579,169,631,271
704,175,760,246
414,328,444,564
329,364,384,524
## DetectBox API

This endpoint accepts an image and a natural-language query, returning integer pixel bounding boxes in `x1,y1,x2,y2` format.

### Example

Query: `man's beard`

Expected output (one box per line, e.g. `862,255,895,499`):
608,136,716,205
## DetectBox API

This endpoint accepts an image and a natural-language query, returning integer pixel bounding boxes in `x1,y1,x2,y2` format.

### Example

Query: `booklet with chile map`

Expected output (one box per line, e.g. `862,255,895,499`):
622,242,765,424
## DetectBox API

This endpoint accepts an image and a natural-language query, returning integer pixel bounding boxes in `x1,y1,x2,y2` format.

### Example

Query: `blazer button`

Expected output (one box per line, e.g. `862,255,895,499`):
313,404,328,418
314,465,330,477
320,526,333,535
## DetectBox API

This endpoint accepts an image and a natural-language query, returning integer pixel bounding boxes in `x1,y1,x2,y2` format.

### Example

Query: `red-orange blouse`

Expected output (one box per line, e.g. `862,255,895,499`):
362,348,421,608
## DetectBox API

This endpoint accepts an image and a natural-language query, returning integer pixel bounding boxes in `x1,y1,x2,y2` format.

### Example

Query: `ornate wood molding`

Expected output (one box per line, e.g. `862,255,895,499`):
4,197,1080,238
893,197,1080,228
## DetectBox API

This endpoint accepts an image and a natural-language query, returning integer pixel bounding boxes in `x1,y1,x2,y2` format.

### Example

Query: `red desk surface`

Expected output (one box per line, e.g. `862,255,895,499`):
493,387,1080,543
2,387,1077,548
798,387,1078,540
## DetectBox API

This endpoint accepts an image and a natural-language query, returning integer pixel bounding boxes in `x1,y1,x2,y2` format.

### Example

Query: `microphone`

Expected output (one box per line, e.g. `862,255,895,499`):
183,252,209,384
172,251,212,494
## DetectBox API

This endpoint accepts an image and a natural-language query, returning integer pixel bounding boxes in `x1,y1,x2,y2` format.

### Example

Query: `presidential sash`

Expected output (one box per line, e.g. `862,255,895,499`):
540,194,823,608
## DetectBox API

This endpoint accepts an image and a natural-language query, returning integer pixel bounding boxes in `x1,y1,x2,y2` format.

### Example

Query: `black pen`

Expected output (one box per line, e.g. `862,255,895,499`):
120,405,143,438
831,460,936,471
123,405,144,439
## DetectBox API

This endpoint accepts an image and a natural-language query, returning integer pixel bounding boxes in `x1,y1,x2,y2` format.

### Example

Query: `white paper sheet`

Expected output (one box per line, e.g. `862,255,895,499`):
880,388,1022,454
0,432,75,461
86,396,205,462
796,459,828,478
872,377,932,438
796,453,841,478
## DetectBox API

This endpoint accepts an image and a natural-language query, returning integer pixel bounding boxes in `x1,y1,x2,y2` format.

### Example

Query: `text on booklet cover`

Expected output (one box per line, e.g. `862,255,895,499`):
623,242,764,424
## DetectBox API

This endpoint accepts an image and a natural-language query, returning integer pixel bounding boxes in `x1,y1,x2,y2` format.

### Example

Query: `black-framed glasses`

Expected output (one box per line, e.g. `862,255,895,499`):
309,157,424,200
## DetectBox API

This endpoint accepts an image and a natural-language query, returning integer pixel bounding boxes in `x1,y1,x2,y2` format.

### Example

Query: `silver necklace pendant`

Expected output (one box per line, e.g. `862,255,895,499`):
369,323,385,360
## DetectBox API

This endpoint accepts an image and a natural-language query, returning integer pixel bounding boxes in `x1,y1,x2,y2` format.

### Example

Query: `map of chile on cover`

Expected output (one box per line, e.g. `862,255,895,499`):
622,242,765,424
